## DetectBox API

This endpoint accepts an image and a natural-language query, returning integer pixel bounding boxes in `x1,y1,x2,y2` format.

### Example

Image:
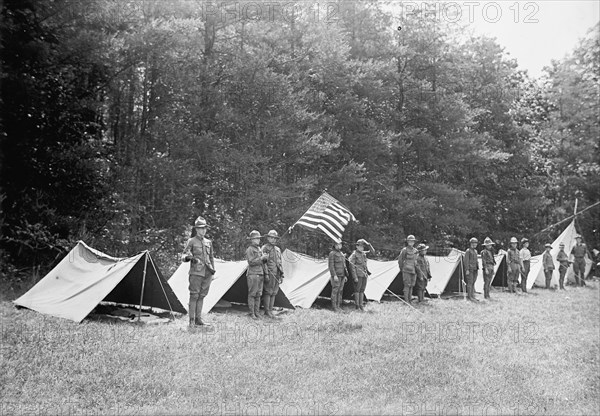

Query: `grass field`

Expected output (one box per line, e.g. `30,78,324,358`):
1,283,599,416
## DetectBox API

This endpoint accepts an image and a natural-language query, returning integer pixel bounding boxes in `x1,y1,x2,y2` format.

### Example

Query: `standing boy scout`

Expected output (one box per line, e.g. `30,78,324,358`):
349,239,373,311
507,237,523,293
261,230,284,319
328,240,348,312
398,235,418,304
557,242,571,290
463,237,479,302
570,235,587,286
415,243,432,303
481,237,496,300
542,243,555,289
519,238,531,293
246,230,267,320
182,216,215,327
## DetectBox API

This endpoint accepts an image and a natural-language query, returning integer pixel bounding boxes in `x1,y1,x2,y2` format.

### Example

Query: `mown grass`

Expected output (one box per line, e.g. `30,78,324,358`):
1,284,598,415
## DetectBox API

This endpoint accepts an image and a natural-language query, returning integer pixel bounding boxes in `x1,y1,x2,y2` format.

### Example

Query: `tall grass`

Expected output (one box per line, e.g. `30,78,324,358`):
1,284,598,415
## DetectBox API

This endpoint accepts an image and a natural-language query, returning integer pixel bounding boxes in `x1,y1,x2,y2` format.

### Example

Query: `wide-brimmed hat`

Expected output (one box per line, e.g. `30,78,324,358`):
266,230,280,239
545,243,553,248
469,237,478,244
356,238,369,246
521,238,529,244
194,216,208,228
575,234,582,239
510,237,518,244
406,235,416,242
416,243,429,251
483,237,495,246
246,230,262,239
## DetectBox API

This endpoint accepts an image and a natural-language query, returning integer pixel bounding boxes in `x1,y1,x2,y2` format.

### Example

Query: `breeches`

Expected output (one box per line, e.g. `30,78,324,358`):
189,274,212,300
247,274,264,297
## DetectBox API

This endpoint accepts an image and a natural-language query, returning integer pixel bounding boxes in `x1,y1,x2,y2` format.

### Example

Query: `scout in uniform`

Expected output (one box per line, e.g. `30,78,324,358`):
519,238,531,293
480,237,496,299
556,242,571,290
570,235,587,286
506,237,523,293
261,230,285,319
349,239,373,311
415,243,432,303
246,230,267,320
182,216,216,327
398,235,418,304
328,240,348,312
463,237,479,302
542,243,555,289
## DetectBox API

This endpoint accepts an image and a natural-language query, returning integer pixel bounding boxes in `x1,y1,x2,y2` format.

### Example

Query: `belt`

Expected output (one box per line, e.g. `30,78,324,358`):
574,256,585,259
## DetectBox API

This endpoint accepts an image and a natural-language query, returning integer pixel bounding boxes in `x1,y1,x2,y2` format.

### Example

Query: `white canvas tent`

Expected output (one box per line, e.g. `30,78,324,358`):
363,259,402,302
279,249,330,308
474,250,507,293
14,241,186,323
529,220,593,289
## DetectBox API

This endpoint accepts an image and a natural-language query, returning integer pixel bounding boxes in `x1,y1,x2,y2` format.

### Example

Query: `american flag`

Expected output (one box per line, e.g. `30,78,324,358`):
289,192,356,243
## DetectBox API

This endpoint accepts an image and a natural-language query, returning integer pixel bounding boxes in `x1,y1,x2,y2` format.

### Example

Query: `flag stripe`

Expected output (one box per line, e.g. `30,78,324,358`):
291,192,356,243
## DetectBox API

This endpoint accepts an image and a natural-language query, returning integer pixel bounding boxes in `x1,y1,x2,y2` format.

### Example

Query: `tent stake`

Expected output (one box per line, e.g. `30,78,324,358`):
138,252,148,322
385,289,423,314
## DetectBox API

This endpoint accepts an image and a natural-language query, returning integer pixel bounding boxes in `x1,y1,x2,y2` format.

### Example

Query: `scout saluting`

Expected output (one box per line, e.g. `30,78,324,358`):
182,216,216,327
415,243,432,303
349,239,374,311
261,230,285,319
246,230,267,320
328,240,349,312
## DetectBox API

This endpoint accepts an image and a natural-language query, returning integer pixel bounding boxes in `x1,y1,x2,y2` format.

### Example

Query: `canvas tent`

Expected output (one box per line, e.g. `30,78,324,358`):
14,241,186,323
279,249,330,308
474,251,508,293
168,259,294,313
529,220,593,289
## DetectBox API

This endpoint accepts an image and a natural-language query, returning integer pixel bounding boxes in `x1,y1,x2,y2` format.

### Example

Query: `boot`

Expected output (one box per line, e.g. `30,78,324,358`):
354,293,360,310
359,293,365,311
263,295,274,318
189,316,196,328
559,279,565,290
522,280,527,293
254,296,262,319
195,298,205,326
404,288,411,304
247,296,257,319
418,290,424,302
331,295,339,312
545,278,551,290
189,297,198,326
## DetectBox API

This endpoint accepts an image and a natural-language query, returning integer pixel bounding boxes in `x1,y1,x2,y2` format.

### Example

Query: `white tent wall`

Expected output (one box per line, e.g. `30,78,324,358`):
363,259,401,302
13,241,186,322
168,258,248,314
529,220,593,289
279,249,330,309
427,249,463,296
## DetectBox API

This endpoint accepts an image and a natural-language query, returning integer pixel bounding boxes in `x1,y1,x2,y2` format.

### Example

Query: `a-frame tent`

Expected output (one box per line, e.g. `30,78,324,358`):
14,241,186,323
528,220,593,289
279,249,330,308
168,259,294,313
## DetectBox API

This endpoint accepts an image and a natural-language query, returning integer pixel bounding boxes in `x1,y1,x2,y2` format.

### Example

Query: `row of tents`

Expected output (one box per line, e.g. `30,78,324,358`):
14,221,593,323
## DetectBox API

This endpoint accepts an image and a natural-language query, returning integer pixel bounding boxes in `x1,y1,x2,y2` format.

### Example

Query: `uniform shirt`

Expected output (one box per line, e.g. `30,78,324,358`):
520,248,531,262
349,250,369,279
261,243,283,278
246,244,265,276
182,236,215,277
464,248,479,271
556,249,570,269
328,249,348,278
416,254,431,280
507,248,522,266
570,243,587,258
543,251,555,270
481,248,496,268
398,246,418,274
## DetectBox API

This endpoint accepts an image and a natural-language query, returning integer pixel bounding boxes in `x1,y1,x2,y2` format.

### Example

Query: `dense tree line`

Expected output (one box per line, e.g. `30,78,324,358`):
1,0,598,279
